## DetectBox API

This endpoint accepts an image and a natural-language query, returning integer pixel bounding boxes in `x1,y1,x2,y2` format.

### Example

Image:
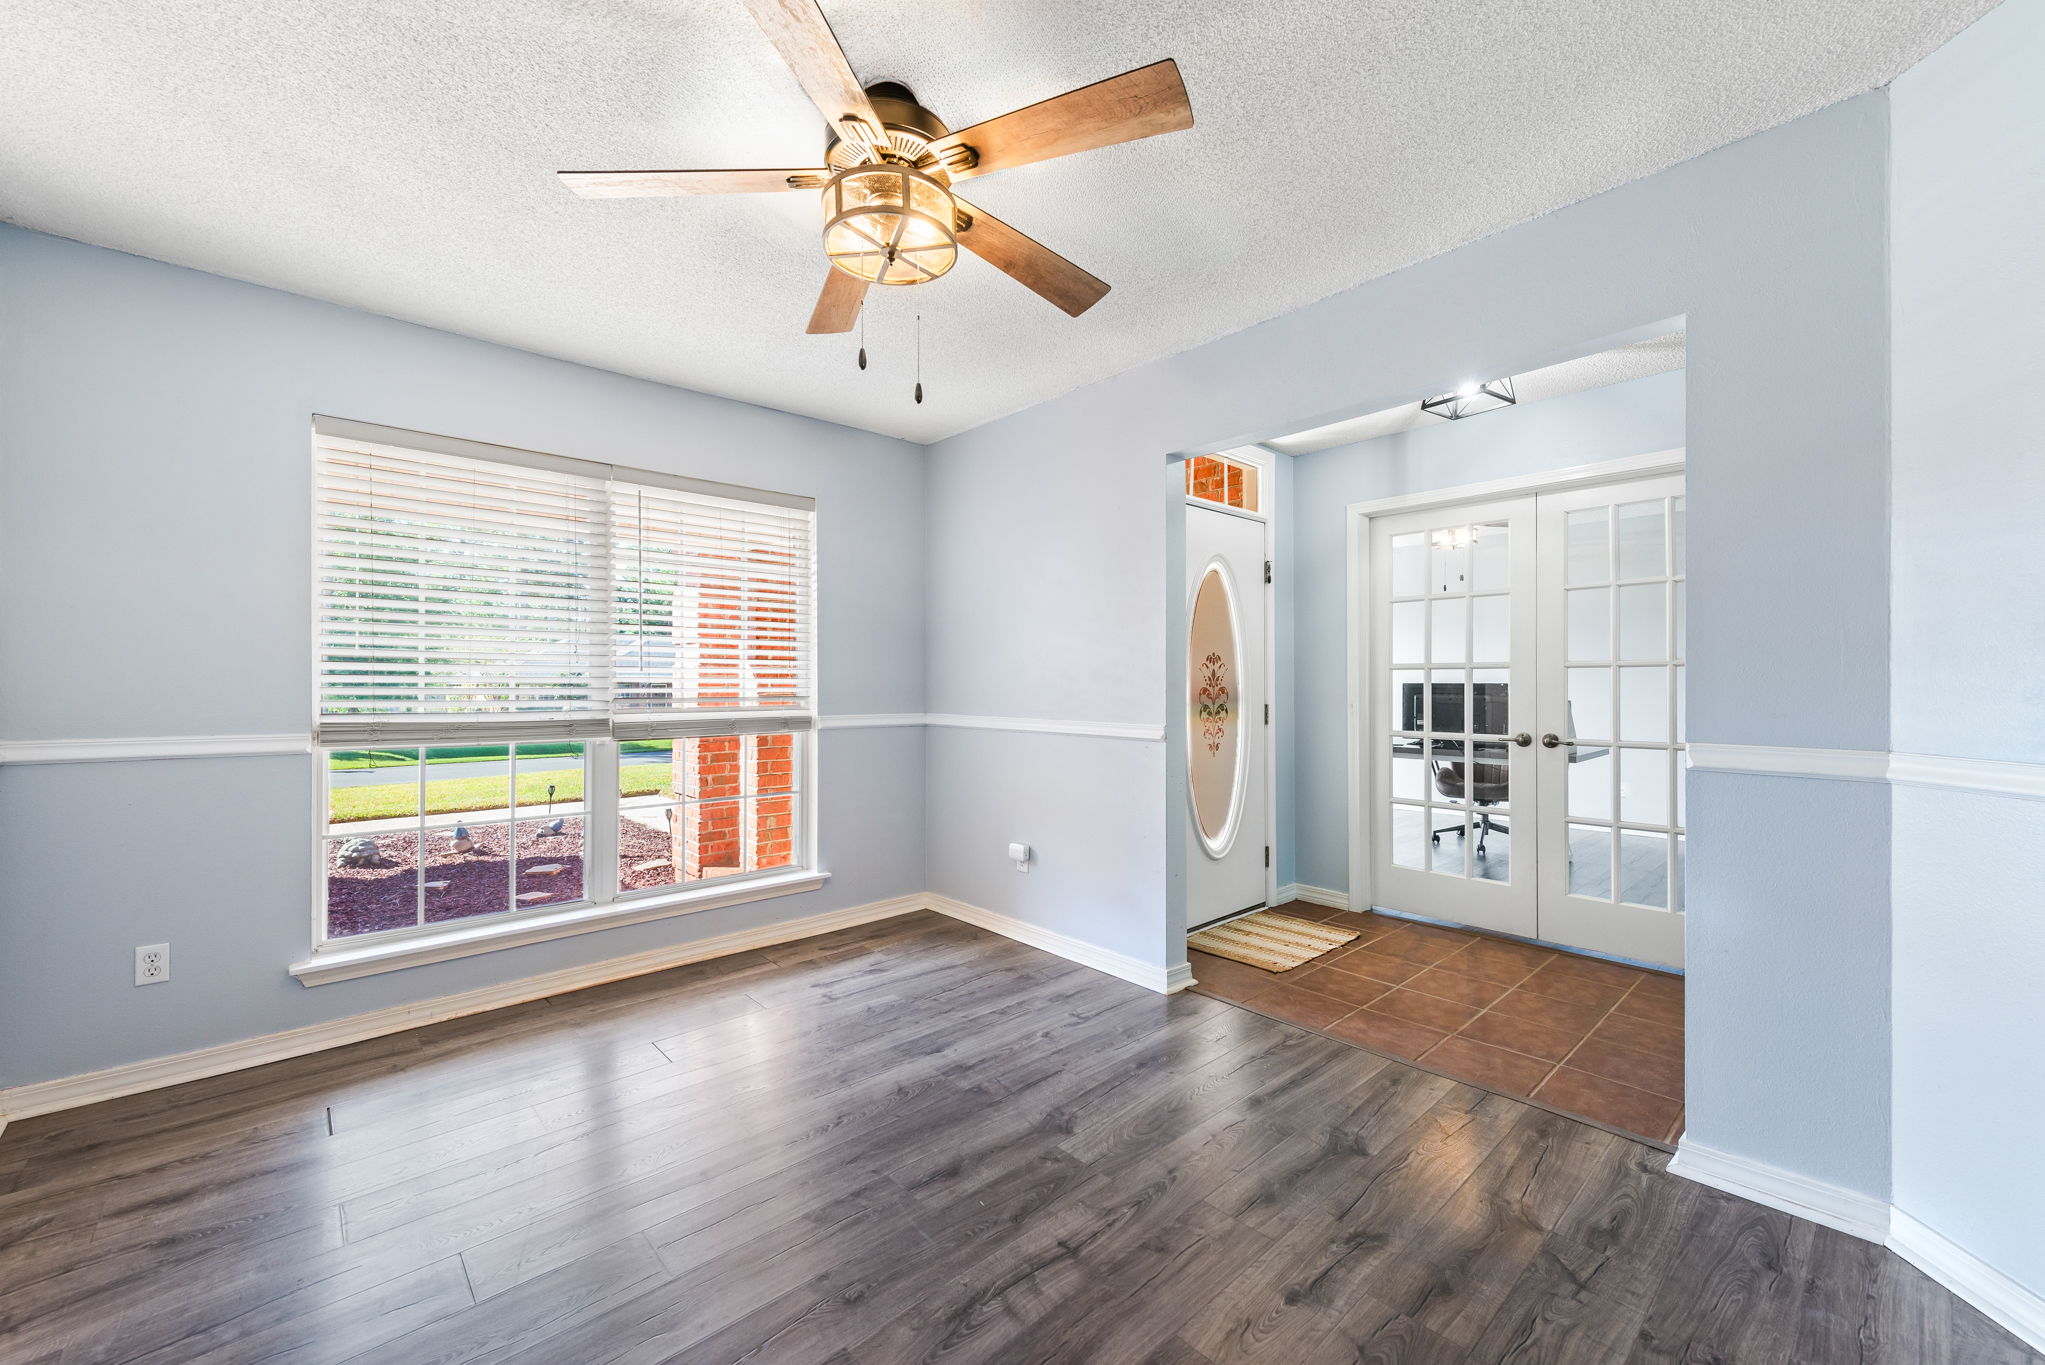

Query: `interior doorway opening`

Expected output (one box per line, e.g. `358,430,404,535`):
1173,330,1691,1147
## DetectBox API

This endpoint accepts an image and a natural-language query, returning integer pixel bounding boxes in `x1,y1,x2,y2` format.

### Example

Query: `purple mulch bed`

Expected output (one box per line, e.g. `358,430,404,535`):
326,813,733,938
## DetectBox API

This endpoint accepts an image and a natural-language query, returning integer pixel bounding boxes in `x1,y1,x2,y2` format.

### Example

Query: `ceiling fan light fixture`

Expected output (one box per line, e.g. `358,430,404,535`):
821,164,958,286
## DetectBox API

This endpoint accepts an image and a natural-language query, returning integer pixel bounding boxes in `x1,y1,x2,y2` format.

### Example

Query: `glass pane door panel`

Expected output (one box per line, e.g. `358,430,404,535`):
1391,533,1427,597
1471,595,1510,662
1566,508,1609,584
1472,669,1509,735
1392,748,1425,800
1620,748,1670,825
1617,501,1667,579
1568,667,1612,742
1617,584,1666,660
1620,830,1670,908
1471,523,1511,591
1392,806,1425,869
1568,750,1613,820
1431,540,1470,593
1429,673,1469,734
1567,588,1610,660
1431,598,1467,664
1391,669,1424,731
1618,667,1670,741
1391,601,1424,662
1431,814,1469,876
1568,825,1613,898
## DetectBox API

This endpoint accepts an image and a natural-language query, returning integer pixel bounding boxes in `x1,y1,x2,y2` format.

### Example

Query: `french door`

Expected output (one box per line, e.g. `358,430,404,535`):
1368,496,1540,940
1368,473,1687,967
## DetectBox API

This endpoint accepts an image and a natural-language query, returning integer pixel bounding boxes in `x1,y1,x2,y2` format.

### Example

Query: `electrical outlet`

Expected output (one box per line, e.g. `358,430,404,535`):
135,943,170,986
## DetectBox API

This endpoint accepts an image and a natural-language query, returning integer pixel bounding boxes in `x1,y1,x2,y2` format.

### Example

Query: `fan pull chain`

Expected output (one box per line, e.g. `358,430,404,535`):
857,305,867,371
914,314,923,404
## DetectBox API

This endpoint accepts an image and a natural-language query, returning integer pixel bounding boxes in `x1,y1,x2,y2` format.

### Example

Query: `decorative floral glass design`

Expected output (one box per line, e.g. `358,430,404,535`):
1188,565,1241,847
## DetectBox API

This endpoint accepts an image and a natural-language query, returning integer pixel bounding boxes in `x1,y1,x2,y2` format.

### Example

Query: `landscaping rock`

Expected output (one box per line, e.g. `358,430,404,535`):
337,838,384,868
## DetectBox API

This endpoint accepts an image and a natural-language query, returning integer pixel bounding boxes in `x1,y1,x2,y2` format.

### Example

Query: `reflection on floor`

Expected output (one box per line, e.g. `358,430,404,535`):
1189,902,1684,1145
1389,822,1676,905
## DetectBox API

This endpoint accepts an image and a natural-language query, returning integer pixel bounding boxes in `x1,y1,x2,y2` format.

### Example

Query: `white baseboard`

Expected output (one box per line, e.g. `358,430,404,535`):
924,894,1187,994
0,894,925,1123
1667,1141,1891,1243
1889,1209,2045,1354
1277,882,1349,910
1671,1138,2045,1352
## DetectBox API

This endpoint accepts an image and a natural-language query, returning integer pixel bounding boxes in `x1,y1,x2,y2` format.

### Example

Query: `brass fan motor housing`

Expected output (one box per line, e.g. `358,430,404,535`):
825,82,977,180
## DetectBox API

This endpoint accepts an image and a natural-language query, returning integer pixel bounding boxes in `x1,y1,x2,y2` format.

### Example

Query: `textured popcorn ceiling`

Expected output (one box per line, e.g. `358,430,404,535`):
1265,333,1686,454
0,1,1988,443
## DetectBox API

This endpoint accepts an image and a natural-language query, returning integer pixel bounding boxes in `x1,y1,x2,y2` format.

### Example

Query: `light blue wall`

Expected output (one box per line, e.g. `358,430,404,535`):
923,92,1894,1197
0,226,928,1088
1286,369,1688,894
1889,0,2045,1303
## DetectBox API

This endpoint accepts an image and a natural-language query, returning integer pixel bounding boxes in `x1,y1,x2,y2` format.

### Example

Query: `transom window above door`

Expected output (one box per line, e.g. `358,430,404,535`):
307,417,818,970
1185,451,1260,512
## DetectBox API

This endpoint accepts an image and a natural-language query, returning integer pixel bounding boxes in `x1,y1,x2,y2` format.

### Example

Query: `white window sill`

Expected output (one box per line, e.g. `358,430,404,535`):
289,869,829,986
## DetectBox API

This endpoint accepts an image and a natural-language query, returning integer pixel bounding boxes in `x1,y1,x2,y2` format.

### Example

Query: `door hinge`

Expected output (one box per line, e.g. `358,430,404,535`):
1264,845,1271,868
1264,559,1273,584
1263,703,1270,724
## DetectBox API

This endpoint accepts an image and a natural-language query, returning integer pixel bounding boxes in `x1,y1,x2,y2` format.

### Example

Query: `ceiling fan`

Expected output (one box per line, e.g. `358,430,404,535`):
559,0,1194,335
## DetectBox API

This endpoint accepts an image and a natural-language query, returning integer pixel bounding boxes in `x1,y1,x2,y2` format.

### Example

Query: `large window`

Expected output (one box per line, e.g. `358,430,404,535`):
313,417,816,948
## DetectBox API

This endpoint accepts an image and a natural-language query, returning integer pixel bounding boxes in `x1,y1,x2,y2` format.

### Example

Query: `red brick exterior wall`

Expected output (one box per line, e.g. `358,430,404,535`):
1185,454,1255,511
670,733,800,879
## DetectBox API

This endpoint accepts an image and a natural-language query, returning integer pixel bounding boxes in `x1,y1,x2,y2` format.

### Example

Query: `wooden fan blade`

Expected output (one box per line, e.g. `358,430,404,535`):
807,268,868,334
934,59,1192,182
743,0,882,139
558,168,828,198
954,198,1109,318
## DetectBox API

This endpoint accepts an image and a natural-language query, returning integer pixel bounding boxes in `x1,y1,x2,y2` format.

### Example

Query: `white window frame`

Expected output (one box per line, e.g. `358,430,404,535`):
292,418,825,986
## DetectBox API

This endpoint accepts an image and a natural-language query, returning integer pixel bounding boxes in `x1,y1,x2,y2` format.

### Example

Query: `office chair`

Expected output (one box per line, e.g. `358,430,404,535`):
1430,759,1510,859
1428,702,1572,861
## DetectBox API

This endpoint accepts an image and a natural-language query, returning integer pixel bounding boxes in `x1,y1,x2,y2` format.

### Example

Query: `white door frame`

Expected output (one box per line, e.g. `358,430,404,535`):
1184,445,1278,918
1345,449,1685,922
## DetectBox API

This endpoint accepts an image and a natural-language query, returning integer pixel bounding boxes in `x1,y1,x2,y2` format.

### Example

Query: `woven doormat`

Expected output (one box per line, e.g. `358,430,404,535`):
1188,910,1358,972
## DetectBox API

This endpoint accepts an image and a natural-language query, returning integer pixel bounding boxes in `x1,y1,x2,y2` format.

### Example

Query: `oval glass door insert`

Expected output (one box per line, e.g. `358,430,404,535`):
1189,563,1242,853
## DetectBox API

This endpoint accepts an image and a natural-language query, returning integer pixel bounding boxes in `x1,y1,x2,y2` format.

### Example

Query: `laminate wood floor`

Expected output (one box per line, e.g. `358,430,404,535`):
0,912,2033,1364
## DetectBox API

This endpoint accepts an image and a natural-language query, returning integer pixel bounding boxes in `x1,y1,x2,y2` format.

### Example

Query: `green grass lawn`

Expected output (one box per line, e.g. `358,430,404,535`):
328,742,671,770
330,763,673,823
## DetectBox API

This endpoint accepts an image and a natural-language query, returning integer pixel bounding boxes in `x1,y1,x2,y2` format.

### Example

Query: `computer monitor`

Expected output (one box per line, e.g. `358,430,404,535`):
1400,681,1509,735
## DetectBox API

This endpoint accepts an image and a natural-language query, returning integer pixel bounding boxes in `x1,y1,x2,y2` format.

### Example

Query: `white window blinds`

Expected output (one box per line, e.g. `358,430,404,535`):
313,420,814,745
611,480,814,732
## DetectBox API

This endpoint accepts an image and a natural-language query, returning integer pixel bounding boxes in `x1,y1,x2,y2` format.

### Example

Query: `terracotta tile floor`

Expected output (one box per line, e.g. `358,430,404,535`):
1188,902,1685,1146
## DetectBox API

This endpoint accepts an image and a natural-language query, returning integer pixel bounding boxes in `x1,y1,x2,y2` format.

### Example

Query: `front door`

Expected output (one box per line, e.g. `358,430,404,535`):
1367,472,1687,967
1186,500,1269,929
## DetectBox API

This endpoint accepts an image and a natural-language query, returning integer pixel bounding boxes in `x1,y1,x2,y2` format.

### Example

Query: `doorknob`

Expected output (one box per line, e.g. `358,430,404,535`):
1510,732,1532,747
1541,733,1576,748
